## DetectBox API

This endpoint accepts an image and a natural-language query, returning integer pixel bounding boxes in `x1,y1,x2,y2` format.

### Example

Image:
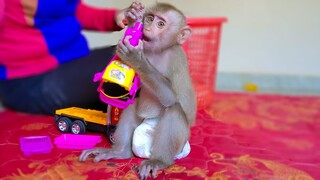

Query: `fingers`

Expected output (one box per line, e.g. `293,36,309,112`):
78,149,94,162
116,1,144,28
126,11,138,22
123,36,143,51
115,9,126,29
138,161,160,180
132,1,144,11
152,166,159,178
79,148,109,162
116,39,128,58
123,35,132,47
117,19,126,29
138,165,158,179
116,36,143,65
126,1,145,24
131,1,145,15
138,164,150,180
93,153,112,163
120,36,138,52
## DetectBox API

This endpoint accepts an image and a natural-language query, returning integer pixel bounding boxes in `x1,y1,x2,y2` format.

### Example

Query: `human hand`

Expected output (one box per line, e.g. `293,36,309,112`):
115,1,144,28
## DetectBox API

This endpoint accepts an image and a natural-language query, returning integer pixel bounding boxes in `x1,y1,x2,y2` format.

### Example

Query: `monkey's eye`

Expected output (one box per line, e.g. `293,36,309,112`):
157,21,165,28
144,15,154,24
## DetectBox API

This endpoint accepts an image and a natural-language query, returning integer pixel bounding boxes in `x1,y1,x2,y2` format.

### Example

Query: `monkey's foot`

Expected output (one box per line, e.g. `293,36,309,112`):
138,159,170,180
78,147,133,162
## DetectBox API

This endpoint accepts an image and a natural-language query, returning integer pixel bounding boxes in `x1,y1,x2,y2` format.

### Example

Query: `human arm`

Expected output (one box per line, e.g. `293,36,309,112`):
75,2,122,31
0,0,4,26
76,1,144,32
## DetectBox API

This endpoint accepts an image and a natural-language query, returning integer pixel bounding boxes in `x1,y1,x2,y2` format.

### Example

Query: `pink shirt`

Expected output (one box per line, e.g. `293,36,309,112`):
0,0,121,79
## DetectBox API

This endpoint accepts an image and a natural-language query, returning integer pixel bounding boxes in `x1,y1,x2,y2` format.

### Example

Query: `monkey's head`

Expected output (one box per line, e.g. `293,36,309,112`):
142,3,191,51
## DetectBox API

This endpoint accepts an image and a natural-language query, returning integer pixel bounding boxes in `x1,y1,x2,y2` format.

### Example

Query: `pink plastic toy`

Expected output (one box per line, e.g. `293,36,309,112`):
54,134,102,150
93,22,143,109
20,136,53,156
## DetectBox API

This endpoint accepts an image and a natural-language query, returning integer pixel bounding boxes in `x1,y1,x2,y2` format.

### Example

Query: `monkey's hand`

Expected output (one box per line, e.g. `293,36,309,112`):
138,159,170,179
116,35,146,68
117,36,177,107
78,147,132,162
125,1,145,27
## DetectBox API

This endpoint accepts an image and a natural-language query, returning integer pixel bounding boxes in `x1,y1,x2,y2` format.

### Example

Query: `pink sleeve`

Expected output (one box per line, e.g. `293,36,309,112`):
76,2,123,31
0,0,4,25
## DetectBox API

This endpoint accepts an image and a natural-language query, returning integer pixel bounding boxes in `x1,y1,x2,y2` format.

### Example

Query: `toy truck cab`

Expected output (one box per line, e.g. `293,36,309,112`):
54,106,121,143
94,63,141,109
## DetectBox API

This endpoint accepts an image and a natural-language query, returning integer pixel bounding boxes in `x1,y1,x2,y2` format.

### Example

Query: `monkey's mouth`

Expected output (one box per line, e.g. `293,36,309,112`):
142,35,151,42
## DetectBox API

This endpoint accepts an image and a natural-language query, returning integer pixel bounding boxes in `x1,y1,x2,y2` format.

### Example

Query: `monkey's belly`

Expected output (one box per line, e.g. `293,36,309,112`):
136,94,162,119
137,104,162,119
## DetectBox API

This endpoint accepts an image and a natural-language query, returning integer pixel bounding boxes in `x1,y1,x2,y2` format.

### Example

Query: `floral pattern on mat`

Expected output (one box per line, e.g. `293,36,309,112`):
0,92,319,179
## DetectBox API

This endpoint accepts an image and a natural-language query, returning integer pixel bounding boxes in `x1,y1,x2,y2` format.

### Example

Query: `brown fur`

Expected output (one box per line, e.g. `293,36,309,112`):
79,3,196,179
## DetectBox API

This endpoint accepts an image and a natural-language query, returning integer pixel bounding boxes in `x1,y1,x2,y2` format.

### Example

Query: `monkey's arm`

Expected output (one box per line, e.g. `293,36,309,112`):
117,39,177,107
138,59,177,107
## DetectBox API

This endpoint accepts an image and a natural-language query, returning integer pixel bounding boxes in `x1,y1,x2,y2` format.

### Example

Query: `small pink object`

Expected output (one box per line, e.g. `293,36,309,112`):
20,136,53,156
54,134,102,150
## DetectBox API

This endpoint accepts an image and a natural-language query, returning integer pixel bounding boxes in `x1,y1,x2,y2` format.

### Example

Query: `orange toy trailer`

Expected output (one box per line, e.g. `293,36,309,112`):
54,106,122,143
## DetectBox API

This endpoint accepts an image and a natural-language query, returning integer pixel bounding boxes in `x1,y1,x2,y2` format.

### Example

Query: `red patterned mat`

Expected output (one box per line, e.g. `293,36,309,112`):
0,92,319,179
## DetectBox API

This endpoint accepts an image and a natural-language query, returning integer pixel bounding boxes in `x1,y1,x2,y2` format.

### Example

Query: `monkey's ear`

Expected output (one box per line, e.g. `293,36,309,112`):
177,26,192,45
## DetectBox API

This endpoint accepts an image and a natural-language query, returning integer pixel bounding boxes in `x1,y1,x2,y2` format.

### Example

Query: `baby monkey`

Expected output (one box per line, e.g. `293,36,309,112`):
79,2,196,179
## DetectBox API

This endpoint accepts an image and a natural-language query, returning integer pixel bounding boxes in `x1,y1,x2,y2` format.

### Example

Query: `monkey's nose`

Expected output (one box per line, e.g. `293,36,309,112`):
143,25,152,31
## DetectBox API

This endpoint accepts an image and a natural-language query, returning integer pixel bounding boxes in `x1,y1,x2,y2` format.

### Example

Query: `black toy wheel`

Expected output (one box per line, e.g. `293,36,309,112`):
54,115,60,123
71,120,86,134
57,117,72,133
106,125,117,144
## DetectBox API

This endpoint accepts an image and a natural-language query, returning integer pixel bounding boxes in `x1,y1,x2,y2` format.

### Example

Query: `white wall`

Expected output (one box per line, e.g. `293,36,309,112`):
84,0,320,77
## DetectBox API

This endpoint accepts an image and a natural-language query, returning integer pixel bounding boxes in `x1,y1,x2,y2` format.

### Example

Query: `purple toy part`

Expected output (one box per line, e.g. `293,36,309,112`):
98,75,141,109
54,134,102,150
122,22,143,46
20,136,53,156
94,22,143,109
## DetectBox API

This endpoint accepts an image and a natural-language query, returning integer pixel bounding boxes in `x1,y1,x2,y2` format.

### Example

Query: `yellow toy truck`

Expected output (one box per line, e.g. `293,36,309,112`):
54,106,122,144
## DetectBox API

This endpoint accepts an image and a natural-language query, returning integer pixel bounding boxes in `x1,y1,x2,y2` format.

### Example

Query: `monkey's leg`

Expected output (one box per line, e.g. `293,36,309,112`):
138,104,189,179
112,102,142,156
79,102,142,162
